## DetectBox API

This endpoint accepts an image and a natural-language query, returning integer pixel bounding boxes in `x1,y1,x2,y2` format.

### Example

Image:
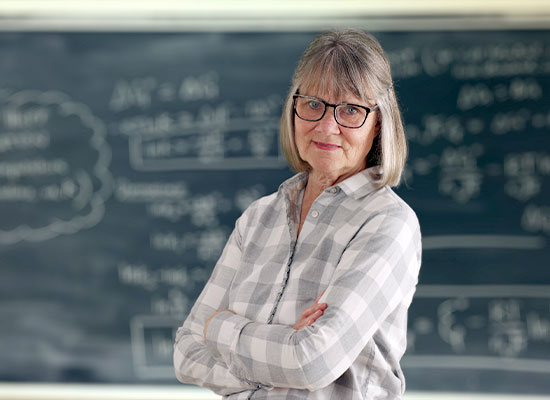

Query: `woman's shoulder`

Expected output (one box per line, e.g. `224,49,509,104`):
340,167,415,218
363,185,420,229
242,191,279,215
240,172,305,216
378,186,415,211
362,184,411,210
233,190,286,243
236,187,285,227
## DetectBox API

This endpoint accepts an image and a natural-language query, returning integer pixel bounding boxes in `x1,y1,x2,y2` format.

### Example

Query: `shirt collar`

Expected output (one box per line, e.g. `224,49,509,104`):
279,172,308,200
279,166,383,201
336,166,384,200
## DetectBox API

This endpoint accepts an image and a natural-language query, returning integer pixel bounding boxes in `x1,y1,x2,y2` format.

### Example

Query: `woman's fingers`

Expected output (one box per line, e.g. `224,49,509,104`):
293,291,328,330
315,290,326,304
300,302,320,316
307,309,324,325
294,299,328,330
300,302,327,318
299,290,328,318
301,309,324,328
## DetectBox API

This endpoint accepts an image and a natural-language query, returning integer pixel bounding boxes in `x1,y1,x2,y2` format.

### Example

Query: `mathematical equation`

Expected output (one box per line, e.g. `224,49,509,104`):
405,285,550,373
110,74,285,170
387,41,550,80
402,73,549,239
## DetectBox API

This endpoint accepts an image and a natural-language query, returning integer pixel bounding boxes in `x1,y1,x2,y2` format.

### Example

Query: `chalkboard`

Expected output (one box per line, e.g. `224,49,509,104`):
0,31,549,395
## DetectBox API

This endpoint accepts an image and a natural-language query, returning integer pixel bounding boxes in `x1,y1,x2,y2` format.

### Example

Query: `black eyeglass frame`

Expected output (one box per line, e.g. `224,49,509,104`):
292,94,379,129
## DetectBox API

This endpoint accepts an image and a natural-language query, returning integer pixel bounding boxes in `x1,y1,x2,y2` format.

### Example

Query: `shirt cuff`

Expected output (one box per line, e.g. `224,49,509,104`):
205,311,274,391
205,311,250,366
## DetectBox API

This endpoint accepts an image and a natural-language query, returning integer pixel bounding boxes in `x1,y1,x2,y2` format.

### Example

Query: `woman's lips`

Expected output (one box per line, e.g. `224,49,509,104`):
313,141,341,151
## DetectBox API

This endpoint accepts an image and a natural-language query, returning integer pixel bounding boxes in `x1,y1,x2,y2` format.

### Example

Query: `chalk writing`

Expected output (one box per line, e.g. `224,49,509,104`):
0,90,112,244
406,285,550,372
109,72,219,112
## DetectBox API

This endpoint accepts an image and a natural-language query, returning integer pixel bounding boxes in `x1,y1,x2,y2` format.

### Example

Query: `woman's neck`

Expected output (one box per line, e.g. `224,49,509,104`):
301,171,337,219
305,169,347,197
297,168,363,238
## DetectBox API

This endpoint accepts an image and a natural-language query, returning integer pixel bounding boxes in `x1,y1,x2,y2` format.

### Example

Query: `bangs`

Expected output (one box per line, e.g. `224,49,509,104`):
297,47,373,103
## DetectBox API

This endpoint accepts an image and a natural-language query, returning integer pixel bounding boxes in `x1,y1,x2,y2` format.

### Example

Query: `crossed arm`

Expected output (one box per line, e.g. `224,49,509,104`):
204,291,327,337
174,207,420,394
172,219,327,396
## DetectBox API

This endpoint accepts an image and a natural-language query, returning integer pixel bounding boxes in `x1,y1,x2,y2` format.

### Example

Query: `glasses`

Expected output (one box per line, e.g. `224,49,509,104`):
293,95,378,129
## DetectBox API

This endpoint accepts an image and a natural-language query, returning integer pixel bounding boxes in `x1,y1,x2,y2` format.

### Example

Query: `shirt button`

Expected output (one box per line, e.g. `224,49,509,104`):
329,187,337,194
311,210,319,218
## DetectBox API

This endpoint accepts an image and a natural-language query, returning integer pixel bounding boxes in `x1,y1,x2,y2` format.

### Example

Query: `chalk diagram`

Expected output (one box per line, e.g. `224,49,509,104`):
129,118,286,171
0,90,112,244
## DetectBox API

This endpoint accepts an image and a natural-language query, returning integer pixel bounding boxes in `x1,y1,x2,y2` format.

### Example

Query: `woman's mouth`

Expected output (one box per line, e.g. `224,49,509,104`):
313,141,341,151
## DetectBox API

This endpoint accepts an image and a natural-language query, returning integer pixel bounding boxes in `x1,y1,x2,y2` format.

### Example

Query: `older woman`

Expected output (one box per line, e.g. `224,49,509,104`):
174,29,421,400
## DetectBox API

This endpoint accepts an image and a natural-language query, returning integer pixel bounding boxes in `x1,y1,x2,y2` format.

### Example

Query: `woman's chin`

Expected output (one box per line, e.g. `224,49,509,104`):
309,162,344,177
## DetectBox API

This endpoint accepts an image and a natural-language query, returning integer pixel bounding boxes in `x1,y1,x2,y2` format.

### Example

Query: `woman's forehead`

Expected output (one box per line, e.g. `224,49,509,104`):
300,81,372,104
299,70,372,103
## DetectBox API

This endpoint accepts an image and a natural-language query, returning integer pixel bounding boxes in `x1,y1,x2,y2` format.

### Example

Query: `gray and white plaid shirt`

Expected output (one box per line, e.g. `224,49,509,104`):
174,167,422,399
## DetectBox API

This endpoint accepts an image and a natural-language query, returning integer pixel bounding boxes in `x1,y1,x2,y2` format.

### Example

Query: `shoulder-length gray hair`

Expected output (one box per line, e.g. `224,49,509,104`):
280,29,407,188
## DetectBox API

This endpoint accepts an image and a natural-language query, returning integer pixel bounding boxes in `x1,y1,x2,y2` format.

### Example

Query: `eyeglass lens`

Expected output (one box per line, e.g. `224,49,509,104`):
294,97,368,128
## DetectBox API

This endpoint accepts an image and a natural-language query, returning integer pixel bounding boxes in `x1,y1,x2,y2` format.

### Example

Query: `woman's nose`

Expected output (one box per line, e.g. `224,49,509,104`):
318,107,341,133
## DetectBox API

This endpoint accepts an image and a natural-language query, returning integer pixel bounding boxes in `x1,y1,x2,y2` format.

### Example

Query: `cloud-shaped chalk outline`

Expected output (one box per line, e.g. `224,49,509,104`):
0,90,113,244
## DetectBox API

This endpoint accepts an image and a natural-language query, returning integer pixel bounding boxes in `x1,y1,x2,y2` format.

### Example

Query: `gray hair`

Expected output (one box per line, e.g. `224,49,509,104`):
280,29,407,188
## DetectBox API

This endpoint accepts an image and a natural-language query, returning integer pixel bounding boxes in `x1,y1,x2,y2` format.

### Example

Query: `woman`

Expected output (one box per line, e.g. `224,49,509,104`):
174,29,421,400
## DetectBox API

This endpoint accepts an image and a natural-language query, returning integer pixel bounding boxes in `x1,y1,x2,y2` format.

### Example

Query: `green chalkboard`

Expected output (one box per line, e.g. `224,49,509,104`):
0,30,549,395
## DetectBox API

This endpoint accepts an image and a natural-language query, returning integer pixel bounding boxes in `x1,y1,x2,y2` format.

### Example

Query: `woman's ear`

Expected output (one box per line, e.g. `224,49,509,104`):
374,120,381,136
373,111,382,135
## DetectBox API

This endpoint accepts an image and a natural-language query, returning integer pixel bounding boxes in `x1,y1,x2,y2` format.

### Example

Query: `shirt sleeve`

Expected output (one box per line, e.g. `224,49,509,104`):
204,204,422,391
173,214,271,396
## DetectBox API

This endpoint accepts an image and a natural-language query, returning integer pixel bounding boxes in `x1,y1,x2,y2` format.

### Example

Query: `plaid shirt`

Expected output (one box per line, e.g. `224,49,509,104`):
174,167,422,399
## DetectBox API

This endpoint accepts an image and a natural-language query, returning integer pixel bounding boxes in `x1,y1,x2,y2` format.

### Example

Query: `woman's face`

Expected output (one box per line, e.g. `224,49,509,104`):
294,90,379,182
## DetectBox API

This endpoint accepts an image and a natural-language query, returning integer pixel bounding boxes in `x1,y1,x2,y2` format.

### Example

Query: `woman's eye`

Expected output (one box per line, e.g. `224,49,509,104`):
343,106,359,115
308,101,321,110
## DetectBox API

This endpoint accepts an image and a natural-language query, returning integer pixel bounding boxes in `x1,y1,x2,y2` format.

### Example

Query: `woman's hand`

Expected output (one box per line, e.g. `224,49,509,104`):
204,309,236,339
293,291,327,330
203,291,327,338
